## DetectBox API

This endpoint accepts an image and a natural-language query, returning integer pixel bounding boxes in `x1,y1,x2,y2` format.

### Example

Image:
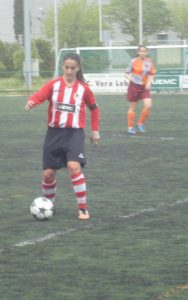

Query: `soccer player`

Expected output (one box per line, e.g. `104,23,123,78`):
25,52,100,220
125,45,156,134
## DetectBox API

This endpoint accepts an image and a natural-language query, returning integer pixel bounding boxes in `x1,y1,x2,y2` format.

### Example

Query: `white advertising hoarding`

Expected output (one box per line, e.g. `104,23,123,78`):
180,75,188,89
84,73,128,94
84,73,188,93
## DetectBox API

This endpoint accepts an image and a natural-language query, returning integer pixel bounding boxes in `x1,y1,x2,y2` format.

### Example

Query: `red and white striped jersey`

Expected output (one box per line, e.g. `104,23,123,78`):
28,77,99,130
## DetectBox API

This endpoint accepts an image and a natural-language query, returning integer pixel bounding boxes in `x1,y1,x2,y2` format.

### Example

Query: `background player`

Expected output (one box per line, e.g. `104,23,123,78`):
125,45,156,134
25,52,100,220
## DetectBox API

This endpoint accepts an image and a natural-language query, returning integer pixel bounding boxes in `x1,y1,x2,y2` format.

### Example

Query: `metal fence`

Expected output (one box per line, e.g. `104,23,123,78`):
0,0,188,93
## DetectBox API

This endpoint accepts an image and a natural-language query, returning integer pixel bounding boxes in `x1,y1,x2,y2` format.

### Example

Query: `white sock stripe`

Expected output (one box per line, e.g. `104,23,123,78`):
77,197,87,204
42,180,56,186
44,196,56,202
73,183,86,193
42,188,56,195
71,174,84,182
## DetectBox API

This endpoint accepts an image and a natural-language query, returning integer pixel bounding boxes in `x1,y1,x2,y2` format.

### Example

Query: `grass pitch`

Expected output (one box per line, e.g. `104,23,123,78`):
0,94,188,300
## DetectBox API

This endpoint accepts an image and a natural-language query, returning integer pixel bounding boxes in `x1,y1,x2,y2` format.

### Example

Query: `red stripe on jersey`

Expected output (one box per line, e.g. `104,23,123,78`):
66,81,78,127
28,77,99,130
54,80,65,128
48,100,53,126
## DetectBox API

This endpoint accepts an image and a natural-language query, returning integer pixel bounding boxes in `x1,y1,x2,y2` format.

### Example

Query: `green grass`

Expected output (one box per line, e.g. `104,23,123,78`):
0,77,51,95
0,94,188,300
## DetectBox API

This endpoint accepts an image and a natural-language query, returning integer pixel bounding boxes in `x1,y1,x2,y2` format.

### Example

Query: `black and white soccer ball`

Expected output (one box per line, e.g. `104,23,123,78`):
30,197,55,220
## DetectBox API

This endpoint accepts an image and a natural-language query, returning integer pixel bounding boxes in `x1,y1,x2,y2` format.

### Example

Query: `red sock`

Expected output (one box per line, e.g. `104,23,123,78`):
71,172,87,210
138,108,150,125
42,180,56,202
127,111,135,128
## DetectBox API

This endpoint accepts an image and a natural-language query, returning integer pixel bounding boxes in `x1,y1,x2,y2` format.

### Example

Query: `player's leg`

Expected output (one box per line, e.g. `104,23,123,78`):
66,129,89,220
42,169,57,203
126,82,139,134
137,97,152,133
42,128,60,204
67,161,89,220
127,101,137,134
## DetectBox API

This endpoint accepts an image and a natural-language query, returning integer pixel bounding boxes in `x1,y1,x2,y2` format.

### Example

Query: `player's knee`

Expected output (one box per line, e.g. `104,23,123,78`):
144,106,152,111
144,98,152,109
43,170,55,183
67,161,81,175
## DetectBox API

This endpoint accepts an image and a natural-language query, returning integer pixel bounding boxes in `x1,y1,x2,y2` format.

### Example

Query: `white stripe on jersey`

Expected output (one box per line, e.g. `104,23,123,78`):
48,80,89,128
72,84,85,128
59,86,73,127
49,80,61,127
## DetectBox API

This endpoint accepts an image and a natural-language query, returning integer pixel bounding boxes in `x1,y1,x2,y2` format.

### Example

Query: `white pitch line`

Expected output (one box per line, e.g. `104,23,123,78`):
0,225,94,254
0,198,188,254
130,135,175,140
14,225,94,248
119,207,156,219
128,135,188,141
159,137,175,140
14,229,77,247
166,198,188,207
119,198,188,218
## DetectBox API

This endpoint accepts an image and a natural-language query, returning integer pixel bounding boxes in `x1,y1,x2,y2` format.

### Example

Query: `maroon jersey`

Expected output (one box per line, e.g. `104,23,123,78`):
28,77,99,131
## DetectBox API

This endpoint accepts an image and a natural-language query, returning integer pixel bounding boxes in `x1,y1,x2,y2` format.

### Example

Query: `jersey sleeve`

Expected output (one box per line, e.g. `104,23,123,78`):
27,80,53,106
150,62,156,76
125,60,133,74
84,85,100,131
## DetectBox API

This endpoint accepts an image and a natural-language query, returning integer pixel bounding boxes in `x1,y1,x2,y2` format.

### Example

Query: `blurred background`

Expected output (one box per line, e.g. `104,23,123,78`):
0,0,188,93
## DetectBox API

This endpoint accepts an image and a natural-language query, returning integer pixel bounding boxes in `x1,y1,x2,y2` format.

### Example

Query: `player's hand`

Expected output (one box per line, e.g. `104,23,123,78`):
145,82,151,90
90,131,100,147
125,73,132,83
25,101,35,111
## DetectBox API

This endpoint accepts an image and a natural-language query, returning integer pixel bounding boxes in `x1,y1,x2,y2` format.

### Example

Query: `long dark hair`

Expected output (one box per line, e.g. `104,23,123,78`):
136,45,149,57
137,44,148,51
63,52,85,82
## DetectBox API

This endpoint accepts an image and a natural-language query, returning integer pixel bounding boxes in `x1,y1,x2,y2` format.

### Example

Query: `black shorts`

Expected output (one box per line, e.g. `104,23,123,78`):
43,127,86,170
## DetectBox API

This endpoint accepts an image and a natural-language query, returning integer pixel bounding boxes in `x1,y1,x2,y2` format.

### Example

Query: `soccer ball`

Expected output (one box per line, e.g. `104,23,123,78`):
30,197,55,220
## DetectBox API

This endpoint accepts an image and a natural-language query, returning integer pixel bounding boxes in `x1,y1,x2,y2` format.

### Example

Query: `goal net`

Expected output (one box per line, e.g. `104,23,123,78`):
56,45,188,94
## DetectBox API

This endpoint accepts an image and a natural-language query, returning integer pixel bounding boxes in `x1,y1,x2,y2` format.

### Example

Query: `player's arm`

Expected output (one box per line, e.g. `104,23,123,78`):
25,100,36,110
145,63,156,90
124,71,132,83
25,81,52,111
85,87,100,147
89,102,100,147
124,61,133,83
145,75,154,90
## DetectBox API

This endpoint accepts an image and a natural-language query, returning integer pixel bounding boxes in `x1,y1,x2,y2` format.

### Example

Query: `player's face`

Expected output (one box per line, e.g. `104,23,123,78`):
138,47,148,59
63,59,80,82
